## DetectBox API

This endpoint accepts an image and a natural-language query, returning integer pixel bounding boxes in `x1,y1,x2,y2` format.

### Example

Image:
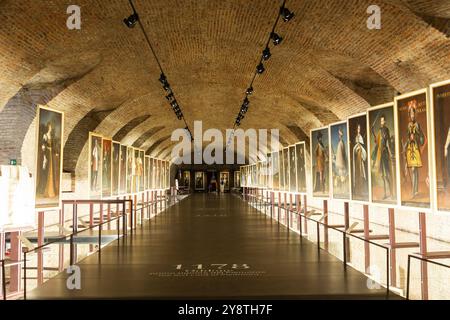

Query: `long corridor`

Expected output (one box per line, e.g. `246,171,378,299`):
29,194,391,299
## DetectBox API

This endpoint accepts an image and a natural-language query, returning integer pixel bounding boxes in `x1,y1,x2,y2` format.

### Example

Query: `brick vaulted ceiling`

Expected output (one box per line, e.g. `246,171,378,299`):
0,0,450,169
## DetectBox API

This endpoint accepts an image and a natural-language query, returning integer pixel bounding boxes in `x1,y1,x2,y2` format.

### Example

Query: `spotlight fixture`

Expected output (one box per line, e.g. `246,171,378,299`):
159,73,167,84
163,83,171,92
256,63,265,74
171,100,178,109
236,118,241,126
246,86,254,95
165,92,174,101
262,47,271,60
123,13,139,28
270,32,283,46
280,6,295,22
243,97,250,107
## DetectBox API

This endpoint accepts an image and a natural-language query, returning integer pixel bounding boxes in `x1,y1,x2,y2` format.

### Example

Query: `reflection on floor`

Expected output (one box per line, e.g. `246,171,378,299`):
29,193,399,299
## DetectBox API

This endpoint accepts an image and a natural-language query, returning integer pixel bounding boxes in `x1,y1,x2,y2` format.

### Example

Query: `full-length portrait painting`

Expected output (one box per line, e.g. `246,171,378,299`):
195,171,205,190
295,142,306,193
368,104,397,205
89,133,103,198
234,171,241,188
35,106,64,208
182,171,190,188
126,147,134,194
138,150,145,192
220,171,230,191
431,81,450,211
330,122,349,200
272,151,280,190
289,145,297,192
112,142,120,196
348,114,369,202
119,144,127,194
102,138,112,198
311,127,329,197
395,90,430,208
144,156,150,190
283,147,289,191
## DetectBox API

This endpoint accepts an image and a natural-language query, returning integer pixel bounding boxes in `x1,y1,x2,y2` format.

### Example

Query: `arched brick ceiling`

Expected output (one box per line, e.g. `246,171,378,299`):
0,0,450,169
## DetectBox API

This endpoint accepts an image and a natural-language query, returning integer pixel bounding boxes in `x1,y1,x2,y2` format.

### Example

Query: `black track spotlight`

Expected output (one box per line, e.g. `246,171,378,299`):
262,47,271,60
159,73,167,84
165,92,174,101
246,86,254,95
163,83,171,92
256,62,265,74
243,97,250,107
270,32,283,46
170,100,178,109
236,118,241,126
280,6,295,22
123,13,139,28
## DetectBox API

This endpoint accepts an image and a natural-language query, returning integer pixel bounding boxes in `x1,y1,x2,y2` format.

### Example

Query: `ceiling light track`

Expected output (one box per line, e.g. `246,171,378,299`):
226,0,293,150
232,0,293,130
124,0,193,141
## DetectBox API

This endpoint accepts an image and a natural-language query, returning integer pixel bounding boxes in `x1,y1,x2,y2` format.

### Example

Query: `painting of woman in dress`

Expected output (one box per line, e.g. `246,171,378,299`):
102,139,112,198
89,133,102,198
119,145,127,194
330,122,349,199
112,142,120,196
349,114,369,202
311,128,329,197
431,81,450,211
126,147,134,194
36,106,63,208
396,91,430,208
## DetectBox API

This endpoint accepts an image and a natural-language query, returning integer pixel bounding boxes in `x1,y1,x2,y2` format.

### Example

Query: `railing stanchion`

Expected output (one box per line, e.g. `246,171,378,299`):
23,251,27,300
406,255,411,300
343,232,347,268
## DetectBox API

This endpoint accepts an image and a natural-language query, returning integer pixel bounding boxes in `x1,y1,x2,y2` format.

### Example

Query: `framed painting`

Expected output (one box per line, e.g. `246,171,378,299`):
182,171,191,188
395,89,431,209
367,103,398,205
166,161,170,189
295,142,307,194
311,127,330,198
330,121,350,200
138,150,145,192
102,138,112,198
431,80,450,211
119,144,127,194
272,151,280,191
195,171,205,191
111,142,120,196
288,145,297,192
35,106,64,209
145,156,151,190
267,153,273,190
283,147,289,191
234,171,241,188
126,147,134,194
279,149,285,191
220,171,230,191
89,132,103,198
348,113,370,202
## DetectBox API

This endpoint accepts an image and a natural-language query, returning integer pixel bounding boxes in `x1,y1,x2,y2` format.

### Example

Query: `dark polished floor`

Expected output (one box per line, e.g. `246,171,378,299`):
29,193,395,299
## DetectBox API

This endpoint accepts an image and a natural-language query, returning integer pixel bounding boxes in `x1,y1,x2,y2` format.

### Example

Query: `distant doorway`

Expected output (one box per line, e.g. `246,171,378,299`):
206,171,218,193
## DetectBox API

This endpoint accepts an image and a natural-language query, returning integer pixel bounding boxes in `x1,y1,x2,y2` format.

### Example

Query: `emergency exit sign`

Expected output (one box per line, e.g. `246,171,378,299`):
10,159,17,165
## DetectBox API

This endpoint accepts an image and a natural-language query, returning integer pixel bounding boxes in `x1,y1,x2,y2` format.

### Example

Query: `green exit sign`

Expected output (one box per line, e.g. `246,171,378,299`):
10,159,17,166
